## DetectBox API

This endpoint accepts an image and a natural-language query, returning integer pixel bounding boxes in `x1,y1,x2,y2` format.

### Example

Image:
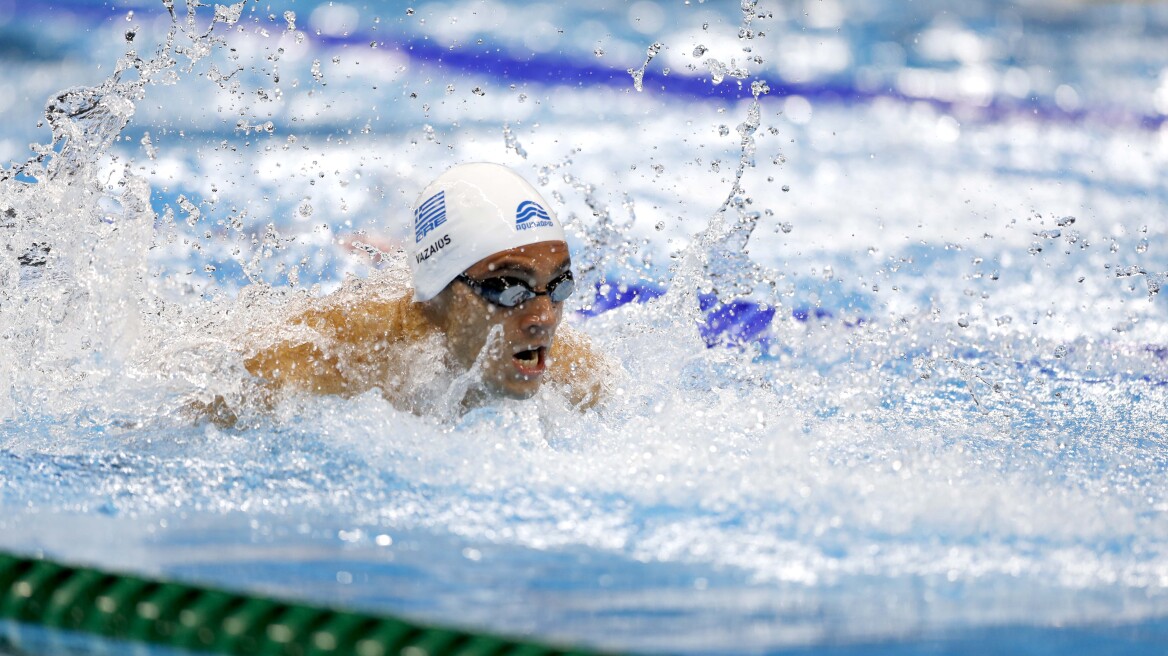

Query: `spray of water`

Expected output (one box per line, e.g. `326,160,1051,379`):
1,1,1167,652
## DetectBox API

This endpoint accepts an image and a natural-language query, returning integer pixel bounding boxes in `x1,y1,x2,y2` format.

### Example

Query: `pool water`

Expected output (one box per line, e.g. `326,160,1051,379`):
2,1,1167,654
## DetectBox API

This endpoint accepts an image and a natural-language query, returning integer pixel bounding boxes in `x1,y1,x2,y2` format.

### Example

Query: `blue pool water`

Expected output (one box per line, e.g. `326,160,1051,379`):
2,1,1168,654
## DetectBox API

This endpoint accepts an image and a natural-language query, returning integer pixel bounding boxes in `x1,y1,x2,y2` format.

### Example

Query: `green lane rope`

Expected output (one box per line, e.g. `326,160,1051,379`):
0,550,610,656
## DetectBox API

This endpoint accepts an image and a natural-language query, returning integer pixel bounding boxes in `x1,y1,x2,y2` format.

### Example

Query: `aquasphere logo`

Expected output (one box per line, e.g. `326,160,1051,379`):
515,200,554,231
414,190,446,243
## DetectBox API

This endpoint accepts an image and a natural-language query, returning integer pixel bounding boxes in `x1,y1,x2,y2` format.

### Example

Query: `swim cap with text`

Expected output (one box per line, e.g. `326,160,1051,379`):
408,162,566,301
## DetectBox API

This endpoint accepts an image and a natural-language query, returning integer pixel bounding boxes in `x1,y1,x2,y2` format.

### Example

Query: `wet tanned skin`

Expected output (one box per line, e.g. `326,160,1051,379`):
421,241,570,400
240,240,606,413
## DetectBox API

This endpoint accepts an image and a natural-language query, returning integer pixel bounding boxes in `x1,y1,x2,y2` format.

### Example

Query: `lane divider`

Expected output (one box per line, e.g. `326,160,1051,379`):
0,549,610,656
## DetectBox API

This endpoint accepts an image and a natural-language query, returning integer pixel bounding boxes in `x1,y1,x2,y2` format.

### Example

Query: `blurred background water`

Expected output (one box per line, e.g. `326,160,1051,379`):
1,1,1168,654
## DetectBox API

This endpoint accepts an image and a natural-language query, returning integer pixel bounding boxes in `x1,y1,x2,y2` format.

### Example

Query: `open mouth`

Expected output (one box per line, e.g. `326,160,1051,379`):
512,346,547,376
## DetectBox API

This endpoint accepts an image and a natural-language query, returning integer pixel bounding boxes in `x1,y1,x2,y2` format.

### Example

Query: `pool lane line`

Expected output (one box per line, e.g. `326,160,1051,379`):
10,0,1167,132
0,549,614,656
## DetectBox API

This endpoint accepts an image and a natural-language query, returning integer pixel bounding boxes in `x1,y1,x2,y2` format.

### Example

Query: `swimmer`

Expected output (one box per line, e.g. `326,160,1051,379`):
217,163,608,422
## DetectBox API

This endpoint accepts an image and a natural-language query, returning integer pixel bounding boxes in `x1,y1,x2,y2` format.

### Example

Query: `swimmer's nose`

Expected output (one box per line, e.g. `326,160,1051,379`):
517,294,557,333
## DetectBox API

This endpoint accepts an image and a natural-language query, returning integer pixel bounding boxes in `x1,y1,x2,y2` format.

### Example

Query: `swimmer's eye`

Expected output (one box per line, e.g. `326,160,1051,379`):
457,270,575,308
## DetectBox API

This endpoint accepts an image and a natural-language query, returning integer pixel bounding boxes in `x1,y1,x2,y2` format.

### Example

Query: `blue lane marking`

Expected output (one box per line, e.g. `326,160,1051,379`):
586,282,1167,387
9,0,1166,130
698,293,776,347
580,281,664,317
584,281,839,348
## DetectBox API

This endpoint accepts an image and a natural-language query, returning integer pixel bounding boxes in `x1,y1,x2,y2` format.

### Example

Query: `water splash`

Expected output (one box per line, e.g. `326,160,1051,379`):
502,122,528,159
1,2,1167,654
0,1,269,423
628,41,664,92
1116,266,1168,299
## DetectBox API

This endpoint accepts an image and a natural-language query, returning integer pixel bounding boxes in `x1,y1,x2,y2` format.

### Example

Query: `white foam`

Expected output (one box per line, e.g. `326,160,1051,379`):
1,2,1167,653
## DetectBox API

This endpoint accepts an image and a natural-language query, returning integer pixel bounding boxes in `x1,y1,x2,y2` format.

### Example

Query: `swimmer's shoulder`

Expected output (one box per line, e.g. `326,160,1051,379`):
290,282,433,347
241,277,434,396
549,325,614,410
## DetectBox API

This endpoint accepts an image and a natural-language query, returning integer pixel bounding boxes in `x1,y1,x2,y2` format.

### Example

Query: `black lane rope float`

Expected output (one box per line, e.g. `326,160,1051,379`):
0,550,609,656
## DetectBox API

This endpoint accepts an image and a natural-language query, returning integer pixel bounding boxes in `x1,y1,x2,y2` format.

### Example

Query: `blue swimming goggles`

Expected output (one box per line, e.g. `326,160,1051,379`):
456,270,576,308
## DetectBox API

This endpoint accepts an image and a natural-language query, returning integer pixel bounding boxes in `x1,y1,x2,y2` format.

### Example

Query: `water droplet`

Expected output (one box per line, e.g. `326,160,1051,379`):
594,47,604,57
693,45,707,57
471,86,485,96
213,1,245,25
655,221,665,231
298,200,313,217
406,8,415,15
957,316,970,328
718,125,730,136
283,10,296,30
781,185,790,192
445,84,455,95
628,67,645,92
779,222,793,234
1136,239,1148,254
178,195,200,226
1054,345,1068,358
706,58,726,84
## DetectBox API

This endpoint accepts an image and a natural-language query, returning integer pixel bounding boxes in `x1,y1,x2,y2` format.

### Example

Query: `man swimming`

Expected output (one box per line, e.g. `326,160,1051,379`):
236,163,607,418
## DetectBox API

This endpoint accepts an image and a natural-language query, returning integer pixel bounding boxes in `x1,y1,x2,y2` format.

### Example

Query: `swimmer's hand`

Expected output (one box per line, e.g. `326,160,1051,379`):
182,394,240,429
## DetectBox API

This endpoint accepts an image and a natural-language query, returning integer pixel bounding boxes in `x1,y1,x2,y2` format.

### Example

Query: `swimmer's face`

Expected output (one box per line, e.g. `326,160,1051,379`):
424,240,571,400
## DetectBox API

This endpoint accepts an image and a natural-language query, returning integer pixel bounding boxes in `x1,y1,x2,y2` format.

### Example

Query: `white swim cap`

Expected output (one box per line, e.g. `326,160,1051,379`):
408,163,566,301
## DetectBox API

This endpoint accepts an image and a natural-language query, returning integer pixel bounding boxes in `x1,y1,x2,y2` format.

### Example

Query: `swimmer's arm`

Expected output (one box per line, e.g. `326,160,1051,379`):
549,326,610,410
185,337,342,427
243,339,350,395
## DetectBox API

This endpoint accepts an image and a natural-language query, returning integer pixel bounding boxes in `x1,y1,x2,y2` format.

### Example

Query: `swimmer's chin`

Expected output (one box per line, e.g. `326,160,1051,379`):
482,379,543,401
453,383,534,413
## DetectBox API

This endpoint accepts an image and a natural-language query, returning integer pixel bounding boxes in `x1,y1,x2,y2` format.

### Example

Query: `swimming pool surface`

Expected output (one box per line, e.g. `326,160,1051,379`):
2,1,1168,654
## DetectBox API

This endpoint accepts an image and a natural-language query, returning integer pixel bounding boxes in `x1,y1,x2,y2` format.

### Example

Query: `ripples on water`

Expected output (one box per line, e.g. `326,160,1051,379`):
1,1,1167,653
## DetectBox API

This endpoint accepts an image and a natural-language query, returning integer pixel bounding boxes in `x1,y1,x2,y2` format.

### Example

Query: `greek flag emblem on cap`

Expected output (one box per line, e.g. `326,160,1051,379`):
414,190,447,243
515,200,551,226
